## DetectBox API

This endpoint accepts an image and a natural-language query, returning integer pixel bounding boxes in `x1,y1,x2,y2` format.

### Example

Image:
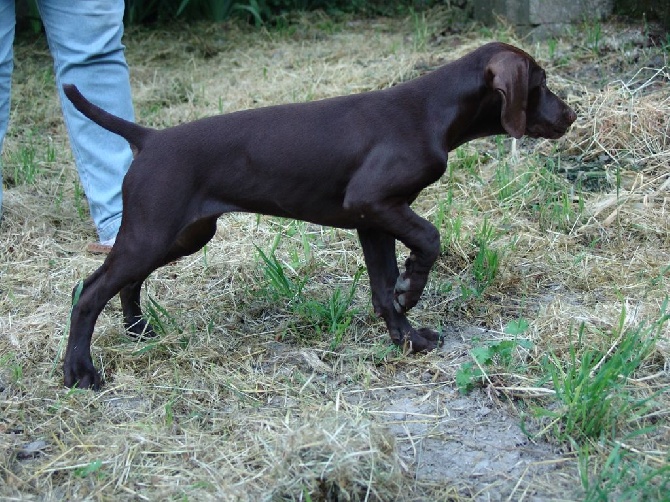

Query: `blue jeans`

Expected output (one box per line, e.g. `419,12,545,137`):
0,0,134,242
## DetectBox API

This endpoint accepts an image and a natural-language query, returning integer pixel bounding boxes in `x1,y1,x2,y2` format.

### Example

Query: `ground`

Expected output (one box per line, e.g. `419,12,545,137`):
1,8,669,501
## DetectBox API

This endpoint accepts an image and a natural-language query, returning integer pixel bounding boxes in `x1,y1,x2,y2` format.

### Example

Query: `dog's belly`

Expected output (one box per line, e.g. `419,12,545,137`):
232,200,361,229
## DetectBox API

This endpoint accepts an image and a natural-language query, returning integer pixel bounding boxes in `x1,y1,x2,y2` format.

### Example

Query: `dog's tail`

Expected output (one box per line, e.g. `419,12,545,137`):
62,84,150,154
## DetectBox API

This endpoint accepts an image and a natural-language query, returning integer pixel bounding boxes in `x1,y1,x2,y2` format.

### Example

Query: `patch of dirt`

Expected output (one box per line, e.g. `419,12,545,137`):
383,388,577,500
335,328,581,501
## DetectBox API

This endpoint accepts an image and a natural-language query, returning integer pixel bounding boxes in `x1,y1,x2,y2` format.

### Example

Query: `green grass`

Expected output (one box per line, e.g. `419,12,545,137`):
0,352,22,385
10,142,39,186
256,238,363,348
584,18,603,54
296,268,363,349
580,440,670,502
256,242,308,304
449,145,482,180
471,217,502,297
488,152,585,233
72,178,88,220
532,303,665,444
435,215,506,304
144,295,182,337
409,8,429,50
519,301,670,500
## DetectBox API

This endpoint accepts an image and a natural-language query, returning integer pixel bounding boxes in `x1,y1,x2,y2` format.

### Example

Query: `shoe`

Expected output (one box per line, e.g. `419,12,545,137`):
86,237,115,255
86,242,112,254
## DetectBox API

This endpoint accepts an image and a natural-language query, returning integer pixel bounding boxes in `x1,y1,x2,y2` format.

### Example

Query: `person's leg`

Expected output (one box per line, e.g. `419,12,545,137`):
37,0,134,243
0,0,16,217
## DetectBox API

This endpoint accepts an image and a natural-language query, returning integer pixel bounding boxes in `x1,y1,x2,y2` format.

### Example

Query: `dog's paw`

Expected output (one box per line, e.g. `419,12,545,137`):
388,327,443,353
125,317,157,339
404,328,443,353
393,273,422,313
63,357,102,390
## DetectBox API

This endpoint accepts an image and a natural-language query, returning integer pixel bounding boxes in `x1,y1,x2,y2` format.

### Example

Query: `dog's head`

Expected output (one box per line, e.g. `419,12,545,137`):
485,45,577,139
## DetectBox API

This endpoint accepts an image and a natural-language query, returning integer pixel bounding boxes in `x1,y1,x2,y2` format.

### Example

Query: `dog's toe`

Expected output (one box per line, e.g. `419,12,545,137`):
393,296,405,314
125,318,157,339
395,274,411,293
405,328,443,353
394,290,421,313
63,359,102,390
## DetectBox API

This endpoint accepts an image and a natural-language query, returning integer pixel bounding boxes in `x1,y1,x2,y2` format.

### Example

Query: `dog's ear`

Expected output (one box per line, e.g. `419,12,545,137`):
486,52,529,139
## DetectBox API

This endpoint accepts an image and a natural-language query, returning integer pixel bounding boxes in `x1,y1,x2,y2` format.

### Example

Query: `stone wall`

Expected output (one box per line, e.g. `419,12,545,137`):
472,0,614,39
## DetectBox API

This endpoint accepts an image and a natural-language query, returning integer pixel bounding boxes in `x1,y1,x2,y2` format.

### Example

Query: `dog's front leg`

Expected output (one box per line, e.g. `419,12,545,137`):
393,231,439,314
358,228,441,352
370,204,440,314
344,153,441,315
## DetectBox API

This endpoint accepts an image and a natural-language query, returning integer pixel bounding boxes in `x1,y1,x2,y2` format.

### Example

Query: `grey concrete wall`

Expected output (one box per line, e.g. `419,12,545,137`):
473,0,614,38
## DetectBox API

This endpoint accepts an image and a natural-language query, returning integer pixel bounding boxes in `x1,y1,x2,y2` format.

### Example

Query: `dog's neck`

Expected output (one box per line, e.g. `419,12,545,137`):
412,51,508,152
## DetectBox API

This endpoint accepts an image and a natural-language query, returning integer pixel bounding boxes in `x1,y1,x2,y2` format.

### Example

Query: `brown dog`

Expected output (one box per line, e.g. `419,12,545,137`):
62,42,576,389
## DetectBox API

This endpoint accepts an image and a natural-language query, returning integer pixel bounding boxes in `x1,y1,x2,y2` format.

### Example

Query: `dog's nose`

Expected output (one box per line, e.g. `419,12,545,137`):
565,107,577,124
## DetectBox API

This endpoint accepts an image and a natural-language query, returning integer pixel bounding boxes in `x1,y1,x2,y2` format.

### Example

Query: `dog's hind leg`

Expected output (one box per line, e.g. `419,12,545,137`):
119,279,152,338
64,255,159,389
118,216,219,338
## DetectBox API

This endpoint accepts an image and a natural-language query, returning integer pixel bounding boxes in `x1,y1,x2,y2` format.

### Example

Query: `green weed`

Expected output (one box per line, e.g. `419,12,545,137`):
493,160,517,201
53,172,67,211
449,146,481,179
233,0,269,26
143,295,182,338
547,38,558,59
432,197,449,230
579,440,670,501
45,139,56,163
528,156,584,233
437,217,505,302
456,338,533,393
165,398,175,427
531,302,667,444
0,352,22,385
265,220,317,268
585,19,602,54
443,215,463,248
494,135,507,159
11,142,39,186
256,239,364,347
296,268,363,349
256,244,307,304
471,218,501,296
72,179,87,221
73,460,104,479
410,8,428,50
432,178,466,253
456,319,532,393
